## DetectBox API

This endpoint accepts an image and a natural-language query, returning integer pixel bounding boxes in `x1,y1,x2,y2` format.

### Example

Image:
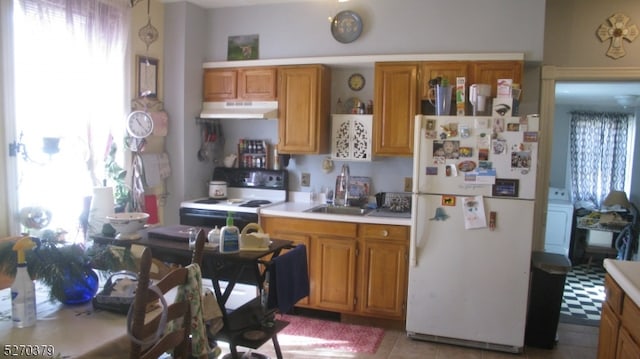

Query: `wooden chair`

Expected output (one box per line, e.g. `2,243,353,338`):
128,229,205,359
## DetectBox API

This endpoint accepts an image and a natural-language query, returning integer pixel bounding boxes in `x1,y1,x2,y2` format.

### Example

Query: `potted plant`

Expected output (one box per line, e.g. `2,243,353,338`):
0,229,136,304
104,142,131,213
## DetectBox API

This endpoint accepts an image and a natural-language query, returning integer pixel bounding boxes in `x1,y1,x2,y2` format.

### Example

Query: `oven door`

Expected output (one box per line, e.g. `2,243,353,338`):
179,207,257,231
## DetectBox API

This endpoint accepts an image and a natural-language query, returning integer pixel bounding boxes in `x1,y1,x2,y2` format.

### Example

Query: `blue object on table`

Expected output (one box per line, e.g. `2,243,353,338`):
59,269,99,305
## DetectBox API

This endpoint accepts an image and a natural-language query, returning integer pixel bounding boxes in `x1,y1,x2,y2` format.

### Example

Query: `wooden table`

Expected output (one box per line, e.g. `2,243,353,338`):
0,275,131,358
93,226,293,359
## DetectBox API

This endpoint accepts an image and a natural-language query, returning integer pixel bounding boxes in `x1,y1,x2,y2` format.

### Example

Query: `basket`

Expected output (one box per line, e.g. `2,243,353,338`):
93,271,139,314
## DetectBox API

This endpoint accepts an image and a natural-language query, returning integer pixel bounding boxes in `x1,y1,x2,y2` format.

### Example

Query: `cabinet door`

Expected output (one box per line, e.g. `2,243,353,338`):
358,237,408,319
278,65,330,154
238,67,277,100
616,327,640,359
598,303,620,359
373,62,418,156
313,235,357,312
331,115,372,161
470,61,523,98
203,69,237,101
419,61,469,100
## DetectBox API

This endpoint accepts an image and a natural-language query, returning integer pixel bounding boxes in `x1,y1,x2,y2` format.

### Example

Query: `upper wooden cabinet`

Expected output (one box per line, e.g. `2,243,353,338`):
203,69,237,101
470,61,523,98
419,61,470,99
203,67,277,101
277,65,331,154
373,62,419,157
373,60,523,156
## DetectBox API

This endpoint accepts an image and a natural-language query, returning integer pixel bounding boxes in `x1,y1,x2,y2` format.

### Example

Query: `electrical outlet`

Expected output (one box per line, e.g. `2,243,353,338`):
301,172,311,187
404,177,413,192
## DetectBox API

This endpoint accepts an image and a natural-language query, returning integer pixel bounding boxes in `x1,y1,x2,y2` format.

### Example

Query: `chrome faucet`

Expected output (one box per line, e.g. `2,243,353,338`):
334,164,350,206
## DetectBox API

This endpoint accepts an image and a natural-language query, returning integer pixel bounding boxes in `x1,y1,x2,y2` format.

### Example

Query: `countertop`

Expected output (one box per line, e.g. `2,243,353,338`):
259,201,412,226
603,259,640,306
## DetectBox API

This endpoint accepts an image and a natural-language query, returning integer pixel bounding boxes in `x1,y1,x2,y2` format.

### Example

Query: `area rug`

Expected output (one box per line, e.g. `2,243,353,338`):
276,314,385,354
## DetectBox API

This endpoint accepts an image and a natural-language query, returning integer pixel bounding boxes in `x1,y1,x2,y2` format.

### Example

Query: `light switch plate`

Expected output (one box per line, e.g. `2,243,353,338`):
301,172,311,187
404,177,412,192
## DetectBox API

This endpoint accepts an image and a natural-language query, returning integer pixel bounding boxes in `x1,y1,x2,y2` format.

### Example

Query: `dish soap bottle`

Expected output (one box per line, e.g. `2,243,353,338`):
334,164,350,206
11,236,37,328
219,212,240,254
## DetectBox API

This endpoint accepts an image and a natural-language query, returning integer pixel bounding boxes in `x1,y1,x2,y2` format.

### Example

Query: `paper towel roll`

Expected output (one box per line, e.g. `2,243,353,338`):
88,187,115,236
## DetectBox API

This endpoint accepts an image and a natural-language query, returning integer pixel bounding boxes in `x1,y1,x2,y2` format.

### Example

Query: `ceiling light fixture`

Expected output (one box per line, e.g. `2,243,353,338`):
614,94,639,108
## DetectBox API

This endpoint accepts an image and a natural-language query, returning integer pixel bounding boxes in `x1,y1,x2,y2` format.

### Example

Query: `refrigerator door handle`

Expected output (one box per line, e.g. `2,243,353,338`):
409,193,418,267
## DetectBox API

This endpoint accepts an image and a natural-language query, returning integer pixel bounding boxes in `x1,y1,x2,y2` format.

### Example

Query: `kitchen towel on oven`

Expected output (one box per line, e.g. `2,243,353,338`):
267,244,310,313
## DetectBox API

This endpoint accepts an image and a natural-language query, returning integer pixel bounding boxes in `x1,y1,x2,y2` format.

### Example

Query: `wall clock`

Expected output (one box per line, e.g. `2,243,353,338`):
126,110,154,138
348,73,365,91
331,10,363,43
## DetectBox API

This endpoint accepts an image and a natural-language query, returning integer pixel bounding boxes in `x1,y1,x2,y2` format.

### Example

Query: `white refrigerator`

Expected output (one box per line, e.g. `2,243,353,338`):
406,115,539,353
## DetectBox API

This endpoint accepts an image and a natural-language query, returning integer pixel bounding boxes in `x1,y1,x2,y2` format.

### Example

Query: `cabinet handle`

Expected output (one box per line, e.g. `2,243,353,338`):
381,230,389,237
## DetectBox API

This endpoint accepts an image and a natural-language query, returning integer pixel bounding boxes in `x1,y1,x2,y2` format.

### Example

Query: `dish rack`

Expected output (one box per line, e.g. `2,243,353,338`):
382,192,411,213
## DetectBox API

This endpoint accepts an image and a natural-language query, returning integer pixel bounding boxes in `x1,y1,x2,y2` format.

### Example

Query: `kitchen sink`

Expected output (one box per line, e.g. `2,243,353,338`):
305,205,372,216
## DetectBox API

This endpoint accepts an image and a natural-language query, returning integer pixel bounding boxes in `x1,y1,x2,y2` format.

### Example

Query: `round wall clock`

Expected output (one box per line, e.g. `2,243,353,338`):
331,10,363,43
348,73,365,91
126,110,154,138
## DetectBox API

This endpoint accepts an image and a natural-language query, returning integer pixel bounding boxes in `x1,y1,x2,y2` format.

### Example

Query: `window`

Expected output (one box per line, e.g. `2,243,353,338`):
569,110,635,207
7,0,130,240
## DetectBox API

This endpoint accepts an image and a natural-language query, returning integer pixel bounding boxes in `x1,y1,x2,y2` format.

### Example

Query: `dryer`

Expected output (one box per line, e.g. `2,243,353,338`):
544,187,574,256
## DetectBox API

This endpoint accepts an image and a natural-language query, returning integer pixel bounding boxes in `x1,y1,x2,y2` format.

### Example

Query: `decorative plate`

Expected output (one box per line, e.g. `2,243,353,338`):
331,10,363,43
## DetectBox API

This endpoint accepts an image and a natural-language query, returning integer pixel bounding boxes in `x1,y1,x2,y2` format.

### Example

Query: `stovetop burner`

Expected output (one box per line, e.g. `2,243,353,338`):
240,200,272,208
195,198,221,204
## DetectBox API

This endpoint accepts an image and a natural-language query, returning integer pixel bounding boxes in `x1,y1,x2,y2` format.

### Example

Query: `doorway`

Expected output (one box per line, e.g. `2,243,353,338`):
539,66,640,326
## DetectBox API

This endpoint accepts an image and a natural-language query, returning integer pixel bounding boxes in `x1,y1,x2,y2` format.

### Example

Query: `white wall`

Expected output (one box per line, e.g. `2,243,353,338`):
162,0,547,224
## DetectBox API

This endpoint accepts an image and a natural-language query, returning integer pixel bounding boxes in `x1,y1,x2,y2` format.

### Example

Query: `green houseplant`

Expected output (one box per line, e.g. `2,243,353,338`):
104,142,131,212
0,229,136,303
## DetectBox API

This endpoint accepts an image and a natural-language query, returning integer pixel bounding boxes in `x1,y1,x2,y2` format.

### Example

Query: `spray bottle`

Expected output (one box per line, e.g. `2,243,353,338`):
219,212,240,254
11,236,37,328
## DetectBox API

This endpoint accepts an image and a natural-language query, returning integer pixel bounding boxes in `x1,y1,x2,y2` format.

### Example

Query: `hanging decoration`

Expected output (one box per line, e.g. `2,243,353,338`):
126,0,162,213
596,13,639,59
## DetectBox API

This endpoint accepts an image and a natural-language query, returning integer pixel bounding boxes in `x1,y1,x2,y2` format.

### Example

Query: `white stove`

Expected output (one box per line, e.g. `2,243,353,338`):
180,188,287,214
179,168,288,229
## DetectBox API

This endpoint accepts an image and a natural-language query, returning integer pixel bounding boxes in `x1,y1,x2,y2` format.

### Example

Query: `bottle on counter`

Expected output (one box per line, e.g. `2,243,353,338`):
334,164,350,206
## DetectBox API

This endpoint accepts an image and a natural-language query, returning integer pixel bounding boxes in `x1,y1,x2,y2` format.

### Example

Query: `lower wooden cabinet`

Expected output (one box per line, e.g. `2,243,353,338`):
260,216,408,320
358,224,408,319
598,273,640,358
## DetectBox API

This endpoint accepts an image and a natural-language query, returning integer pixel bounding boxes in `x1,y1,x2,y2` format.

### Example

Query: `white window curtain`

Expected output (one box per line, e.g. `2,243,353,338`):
9,0,130,239
569,110,631,207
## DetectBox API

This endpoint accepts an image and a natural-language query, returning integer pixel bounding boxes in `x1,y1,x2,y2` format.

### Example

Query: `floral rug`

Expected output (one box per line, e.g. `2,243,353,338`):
276,314,385,354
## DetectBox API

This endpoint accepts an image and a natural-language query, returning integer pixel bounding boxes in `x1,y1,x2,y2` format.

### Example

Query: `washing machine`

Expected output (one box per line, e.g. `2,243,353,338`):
544,188,574,256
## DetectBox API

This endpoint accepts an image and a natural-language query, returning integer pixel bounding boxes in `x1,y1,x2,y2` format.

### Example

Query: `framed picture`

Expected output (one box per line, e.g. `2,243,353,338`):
492,178,519,197
136,56,158,98
227,34,259,60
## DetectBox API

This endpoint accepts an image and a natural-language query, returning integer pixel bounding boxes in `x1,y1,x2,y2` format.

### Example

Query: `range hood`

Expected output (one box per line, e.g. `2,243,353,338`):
200,101,278,119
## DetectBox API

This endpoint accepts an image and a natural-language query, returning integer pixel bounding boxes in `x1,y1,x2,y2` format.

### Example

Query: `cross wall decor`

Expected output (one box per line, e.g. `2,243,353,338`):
597,13,639,59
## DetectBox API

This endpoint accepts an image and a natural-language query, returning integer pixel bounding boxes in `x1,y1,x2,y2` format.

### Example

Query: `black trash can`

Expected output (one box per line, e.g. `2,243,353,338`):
525,251,572,349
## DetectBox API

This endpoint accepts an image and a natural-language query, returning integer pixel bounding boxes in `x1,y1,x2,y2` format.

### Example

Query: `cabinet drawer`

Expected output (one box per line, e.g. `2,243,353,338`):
360,224,408,240
605,274,624,315
622,295,640,344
